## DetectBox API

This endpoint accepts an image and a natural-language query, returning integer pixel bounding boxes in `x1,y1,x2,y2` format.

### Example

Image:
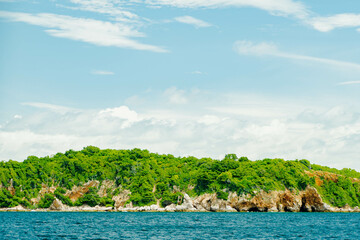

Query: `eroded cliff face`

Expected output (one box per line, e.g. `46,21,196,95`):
97,180,115,198
30,184,57,205
227,186,326,212
145,186,358,213
65,180,100,202
5,181,359,212
112,190,131,208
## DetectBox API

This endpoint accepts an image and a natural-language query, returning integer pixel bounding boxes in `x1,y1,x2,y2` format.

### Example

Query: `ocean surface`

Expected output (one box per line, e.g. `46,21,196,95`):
0,212,359,239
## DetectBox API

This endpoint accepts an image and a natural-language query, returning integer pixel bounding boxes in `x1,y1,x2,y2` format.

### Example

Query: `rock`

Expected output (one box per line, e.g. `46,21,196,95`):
277,203,284,212
150,204,162,211
165,204,176,212
226,187,333,212
268,206,278,212
210,203,220,212
97,180,115,198
65,180,100,202
30,184,58,205
224,205,237,212
302,203,312,212
125,202,133,209
112,190,131,209
49,198,67,211
183,193,192,205
175,204,187,211
7,179,16,196
341,204,352,212
193,193,216,211
9,205,26,211
301,186,325,212
278,190,302,212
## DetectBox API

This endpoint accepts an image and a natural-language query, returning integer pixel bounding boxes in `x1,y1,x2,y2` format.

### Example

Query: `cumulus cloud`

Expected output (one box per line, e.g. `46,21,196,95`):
174,15,212,28
145,0,309,19
0,11,167,52
234,40,360,70
99,106,140,128
309,14,360,32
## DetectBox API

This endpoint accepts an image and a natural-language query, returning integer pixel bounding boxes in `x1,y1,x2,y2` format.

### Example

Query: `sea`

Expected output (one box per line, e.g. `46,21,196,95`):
0,212,359,239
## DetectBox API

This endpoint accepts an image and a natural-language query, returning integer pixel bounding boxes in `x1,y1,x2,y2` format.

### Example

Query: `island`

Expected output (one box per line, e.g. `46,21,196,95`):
1,146,359,212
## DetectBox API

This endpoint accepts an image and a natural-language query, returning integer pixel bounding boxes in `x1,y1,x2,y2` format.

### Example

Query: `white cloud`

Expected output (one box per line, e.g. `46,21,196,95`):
22,102,76,114
99,106,138,120
163,87,188,104
234,40,360,70
13,115,22,119
1,94,360,171
198,115,223,125
67,0,139,22
309,14,360,32
146,0,309,19
174,15,212,28
338,81,360,85
0,11,167,52
91,70,115,75
191,70,205,75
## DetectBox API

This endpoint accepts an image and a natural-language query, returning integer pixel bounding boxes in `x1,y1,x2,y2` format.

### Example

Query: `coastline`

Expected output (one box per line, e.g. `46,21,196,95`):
1,206,360,213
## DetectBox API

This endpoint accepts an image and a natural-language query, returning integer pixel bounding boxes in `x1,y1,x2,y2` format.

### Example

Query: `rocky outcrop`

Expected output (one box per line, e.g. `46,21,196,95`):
7,179,16,196
30,184,58,205
115,186,355,213
112,190,131,209
65,180,100,202
228,186,331,212
97,180,115,198
3,183,360,212
49,198,67,211
192,193,236,212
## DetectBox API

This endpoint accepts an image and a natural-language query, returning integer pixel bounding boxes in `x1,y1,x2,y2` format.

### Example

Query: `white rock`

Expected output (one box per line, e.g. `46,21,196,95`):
165,204,176,212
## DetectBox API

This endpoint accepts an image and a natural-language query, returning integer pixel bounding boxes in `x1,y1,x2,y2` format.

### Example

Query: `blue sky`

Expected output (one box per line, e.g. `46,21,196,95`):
1,0,360,170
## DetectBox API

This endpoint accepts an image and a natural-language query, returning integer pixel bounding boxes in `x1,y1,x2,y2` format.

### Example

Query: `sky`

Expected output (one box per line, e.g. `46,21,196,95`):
0,0,360,170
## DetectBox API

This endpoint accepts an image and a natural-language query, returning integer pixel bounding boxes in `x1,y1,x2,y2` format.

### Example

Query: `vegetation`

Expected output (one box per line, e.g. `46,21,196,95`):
0,146,359,208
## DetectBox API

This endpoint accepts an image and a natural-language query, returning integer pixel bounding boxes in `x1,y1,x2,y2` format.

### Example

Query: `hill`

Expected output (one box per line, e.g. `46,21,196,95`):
0,146,359,211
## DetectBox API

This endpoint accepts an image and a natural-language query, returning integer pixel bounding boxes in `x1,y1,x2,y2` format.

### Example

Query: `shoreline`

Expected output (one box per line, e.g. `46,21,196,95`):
1,205,360,213
2,187,360,213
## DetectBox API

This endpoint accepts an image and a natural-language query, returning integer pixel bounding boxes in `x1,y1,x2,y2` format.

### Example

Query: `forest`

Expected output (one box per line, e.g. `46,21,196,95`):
1,146,359,209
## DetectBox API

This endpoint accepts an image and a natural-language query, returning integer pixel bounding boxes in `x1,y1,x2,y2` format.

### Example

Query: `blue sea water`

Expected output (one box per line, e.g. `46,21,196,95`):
0,212,359,239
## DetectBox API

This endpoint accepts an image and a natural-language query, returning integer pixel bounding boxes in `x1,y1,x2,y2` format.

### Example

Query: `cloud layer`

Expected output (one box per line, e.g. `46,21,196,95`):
0,11,166,52
146,0,309,19
1,89,360,170
175,15,212,28
234,40,360,70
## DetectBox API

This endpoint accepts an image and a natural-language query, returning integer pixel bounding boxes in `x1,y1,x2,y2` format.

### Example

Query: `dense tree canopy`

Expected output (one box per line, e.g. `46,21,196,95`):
0,146,359,208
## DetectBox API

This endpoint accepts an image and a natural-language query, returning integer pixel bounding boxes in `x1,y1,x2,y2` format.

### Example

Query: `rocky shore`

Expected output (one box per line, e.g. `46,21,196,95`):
1,186,359,213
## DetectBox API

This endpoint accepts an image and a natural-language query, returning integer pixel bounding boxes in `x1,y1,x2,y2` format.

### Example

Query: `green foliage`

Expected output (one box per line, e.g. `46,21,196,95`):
320,177,360,207
0,146,359,208
216,190,228,200
76,188,101,207
160,192,183,207
38,193,55,208
100,196,115,207
0,189,18,208
54,188,73,206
